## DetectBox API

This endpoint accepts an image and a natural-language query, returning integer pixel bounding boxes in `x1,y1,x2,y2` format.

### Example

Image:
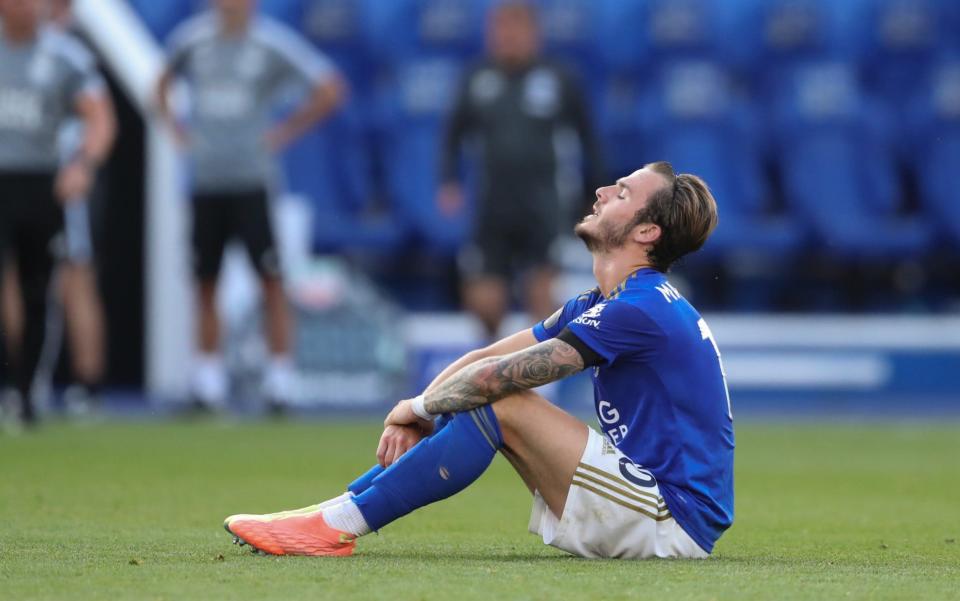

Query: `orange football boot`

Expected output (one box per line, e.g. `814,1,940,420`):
224,508,356,557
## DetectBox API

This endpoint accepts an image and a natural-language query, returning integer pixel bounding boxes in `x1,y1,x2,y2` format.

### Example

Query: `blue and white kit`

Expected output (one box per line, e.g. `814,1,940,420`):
533,268,735,557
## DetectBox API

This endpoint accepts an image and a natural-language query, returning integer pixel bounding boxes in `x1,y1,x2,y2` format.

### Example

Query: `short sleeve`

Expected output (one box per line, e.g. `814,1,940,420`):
54,34,105,104
167,43,190,75
259,20,336,88
565,300,664,366
532,288,602,342
166,27,193,74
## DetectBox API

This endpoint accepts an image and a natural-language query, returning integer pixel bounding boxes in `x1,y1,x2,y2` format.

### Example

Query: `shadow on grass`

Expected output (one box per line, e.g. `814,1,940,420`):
355,549,577,562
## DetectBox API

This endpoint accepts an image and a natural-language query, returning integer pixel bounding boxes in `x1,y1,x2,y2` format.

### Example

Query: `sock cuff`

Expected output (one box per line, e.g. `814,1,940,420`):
468,405,504,449
347,464,386,496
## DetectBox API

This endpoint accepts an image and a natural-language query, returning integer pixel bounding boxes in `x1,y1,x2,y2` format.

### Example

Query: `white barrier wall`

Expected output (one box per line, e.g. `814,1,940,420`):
404,313,960,404
75,0,193,398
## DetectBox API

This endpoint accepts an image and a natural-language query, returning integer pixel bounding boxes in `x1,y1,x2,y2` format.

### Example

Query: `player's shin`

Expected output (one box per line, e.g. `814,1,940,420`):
343,413,456,497
344,407,503,534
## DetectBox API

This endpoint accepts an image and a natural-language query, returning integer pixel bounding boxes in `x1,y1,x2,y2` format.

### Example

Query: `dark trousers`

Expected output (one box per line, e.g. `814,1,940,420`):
0,172,64,422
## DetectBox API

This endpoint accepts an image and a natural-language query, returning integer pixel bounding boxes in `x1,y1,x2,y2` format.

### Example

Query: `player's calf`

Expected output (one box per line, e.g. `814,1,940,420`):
222,407,503,556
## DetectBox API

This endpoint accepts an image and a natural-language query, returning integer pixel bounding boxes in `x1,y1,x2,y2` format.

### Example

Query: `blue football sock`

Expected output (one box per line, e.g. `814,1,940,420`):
352,406,503,531
347,465,384,496
345,413,456,497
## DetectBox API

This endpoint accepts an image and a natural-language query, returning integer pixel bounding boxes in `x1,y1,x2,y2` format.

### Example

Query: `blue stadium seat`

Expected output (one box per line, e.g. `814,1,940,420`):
582,0,649,179
639,61,806,262
300,0,380,100
532,0,602,82
737,0,843,99
296,0,388,252
595,0,649,74
855,0,949,109
367,0,489,66
948,2,960,51
910,59,960,249
258,0,304,28
772,61,932,260
642,0,724,62
369,0,489,254
376,58,472,254
280,103,407,254
128,0,199,41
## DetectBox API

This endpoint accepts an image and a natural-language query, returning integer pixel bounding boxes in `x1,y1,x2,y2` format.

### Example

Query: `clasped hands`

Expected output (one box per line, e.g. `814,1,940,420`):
375,398,435,468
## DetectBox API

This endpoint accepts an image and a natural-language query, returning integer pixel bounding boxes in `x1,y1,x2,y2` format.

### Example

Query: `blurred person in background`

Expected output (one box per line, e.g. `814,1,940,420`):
0,0,115,427
51,0,107,416
155,0,344,412
440,0,603,340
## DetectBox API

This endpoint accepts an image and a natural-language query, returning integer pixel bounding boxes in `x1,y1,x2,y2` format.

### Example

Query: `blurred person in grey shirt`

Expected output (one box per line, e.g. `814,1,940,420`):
156,0,343,412
0,0,116,427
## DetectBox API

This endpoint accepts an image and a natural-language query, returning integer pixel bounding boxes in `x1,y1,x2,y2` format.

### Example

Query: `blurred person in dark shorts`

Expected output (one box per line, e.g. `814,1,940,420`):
51,0,106,416
156,0,343,411
0,0,115,427
440,1,603,339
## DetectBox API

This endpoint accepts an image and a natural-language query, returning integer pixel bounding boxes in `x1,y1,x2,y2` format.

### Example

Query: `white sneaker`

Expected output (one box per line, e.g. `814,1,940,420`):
262,356,296,408
191,355,228,410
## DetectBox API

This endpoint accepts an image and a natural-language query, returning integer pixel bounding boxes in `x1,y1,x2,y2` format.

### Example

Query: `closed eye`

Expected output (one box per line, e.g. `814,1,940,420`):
616,180,629,200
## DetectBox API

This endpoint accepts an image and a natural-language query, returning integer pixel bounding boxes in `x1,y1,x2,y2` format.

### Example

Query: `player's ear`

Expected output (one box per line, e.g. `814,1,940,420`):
632,223,661,246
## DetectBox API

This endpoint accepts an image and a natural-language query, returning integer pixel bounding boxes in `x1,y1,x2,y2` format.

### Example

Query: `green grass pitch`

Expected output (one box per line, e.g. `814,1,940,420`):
1,419,958,600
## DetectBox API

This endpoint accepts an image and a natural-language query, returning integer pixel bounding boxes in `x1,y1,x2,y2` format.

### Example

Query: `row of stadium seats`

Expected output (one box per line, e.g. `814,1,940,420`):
127,0,960,264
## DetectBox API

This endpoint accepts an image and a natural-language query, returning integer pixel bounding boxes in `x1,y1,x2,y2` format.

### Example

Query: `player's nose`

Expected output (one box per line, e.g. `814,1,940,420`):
595,185,613,204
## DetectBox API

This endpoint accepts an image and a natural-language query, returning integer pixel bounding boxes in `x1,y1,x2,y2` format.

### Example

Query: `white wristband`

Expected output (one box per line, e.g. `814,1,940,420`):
410,394,434,421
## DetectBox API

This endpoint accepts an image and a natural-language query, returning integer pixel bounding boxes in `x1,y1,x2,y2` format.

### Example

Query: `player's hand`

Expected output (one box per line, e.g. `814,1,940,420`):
376,424,425,467
436,183,465,217
384,398,435,430
54,161,93,204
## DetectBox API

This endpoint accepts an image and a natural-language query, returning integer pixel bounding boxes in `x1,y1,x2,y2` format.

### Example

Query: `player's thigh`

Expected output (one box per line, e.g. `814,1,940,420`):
492,390,589,517
530,429,707,559
191,193,231,282
234,189,281,279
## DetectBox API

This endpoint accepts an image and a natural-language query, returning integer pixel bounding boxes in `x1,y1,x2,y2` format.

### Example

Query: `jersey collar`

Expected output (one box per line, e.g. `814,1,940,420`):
604,267,660,300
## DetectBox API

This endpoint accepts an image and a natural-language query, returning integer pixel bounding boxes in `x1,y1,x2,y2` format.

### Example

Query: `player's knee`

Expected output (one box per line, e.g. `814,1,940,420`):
491,390,543,438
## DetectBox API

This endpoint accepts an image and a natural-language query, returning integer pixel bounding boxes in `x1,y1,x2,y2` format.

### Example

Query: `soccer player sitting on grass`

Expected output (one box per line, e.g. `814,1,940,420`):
224,162,735,559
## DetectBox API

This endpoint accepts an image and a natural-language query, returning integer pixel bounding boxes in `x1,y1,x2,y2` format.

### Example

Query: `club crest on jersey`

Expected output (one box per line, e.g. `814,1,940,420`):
572,302,606,328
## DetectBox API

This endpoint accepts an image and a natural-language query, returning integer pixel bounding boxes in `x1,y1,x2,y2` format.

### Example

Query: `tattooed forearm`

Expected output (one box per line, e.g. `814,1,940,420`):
423,339,584,414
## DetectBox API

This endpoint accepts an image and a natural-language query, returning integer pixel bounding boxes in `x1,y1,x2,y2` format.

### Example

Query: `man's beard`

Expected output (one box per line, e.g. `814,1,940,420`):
574,217,632,254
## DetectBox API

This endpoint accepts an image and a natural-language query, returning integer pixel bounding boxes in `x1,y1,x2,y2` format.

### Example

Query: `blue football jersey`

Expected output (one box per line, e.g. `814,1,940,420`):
533,268,734,553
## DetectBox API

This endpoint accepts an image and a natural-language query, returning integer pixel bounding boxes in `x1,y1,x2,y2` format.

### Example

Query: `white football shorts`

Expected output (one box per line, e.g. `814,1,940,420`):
528,428,709,559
